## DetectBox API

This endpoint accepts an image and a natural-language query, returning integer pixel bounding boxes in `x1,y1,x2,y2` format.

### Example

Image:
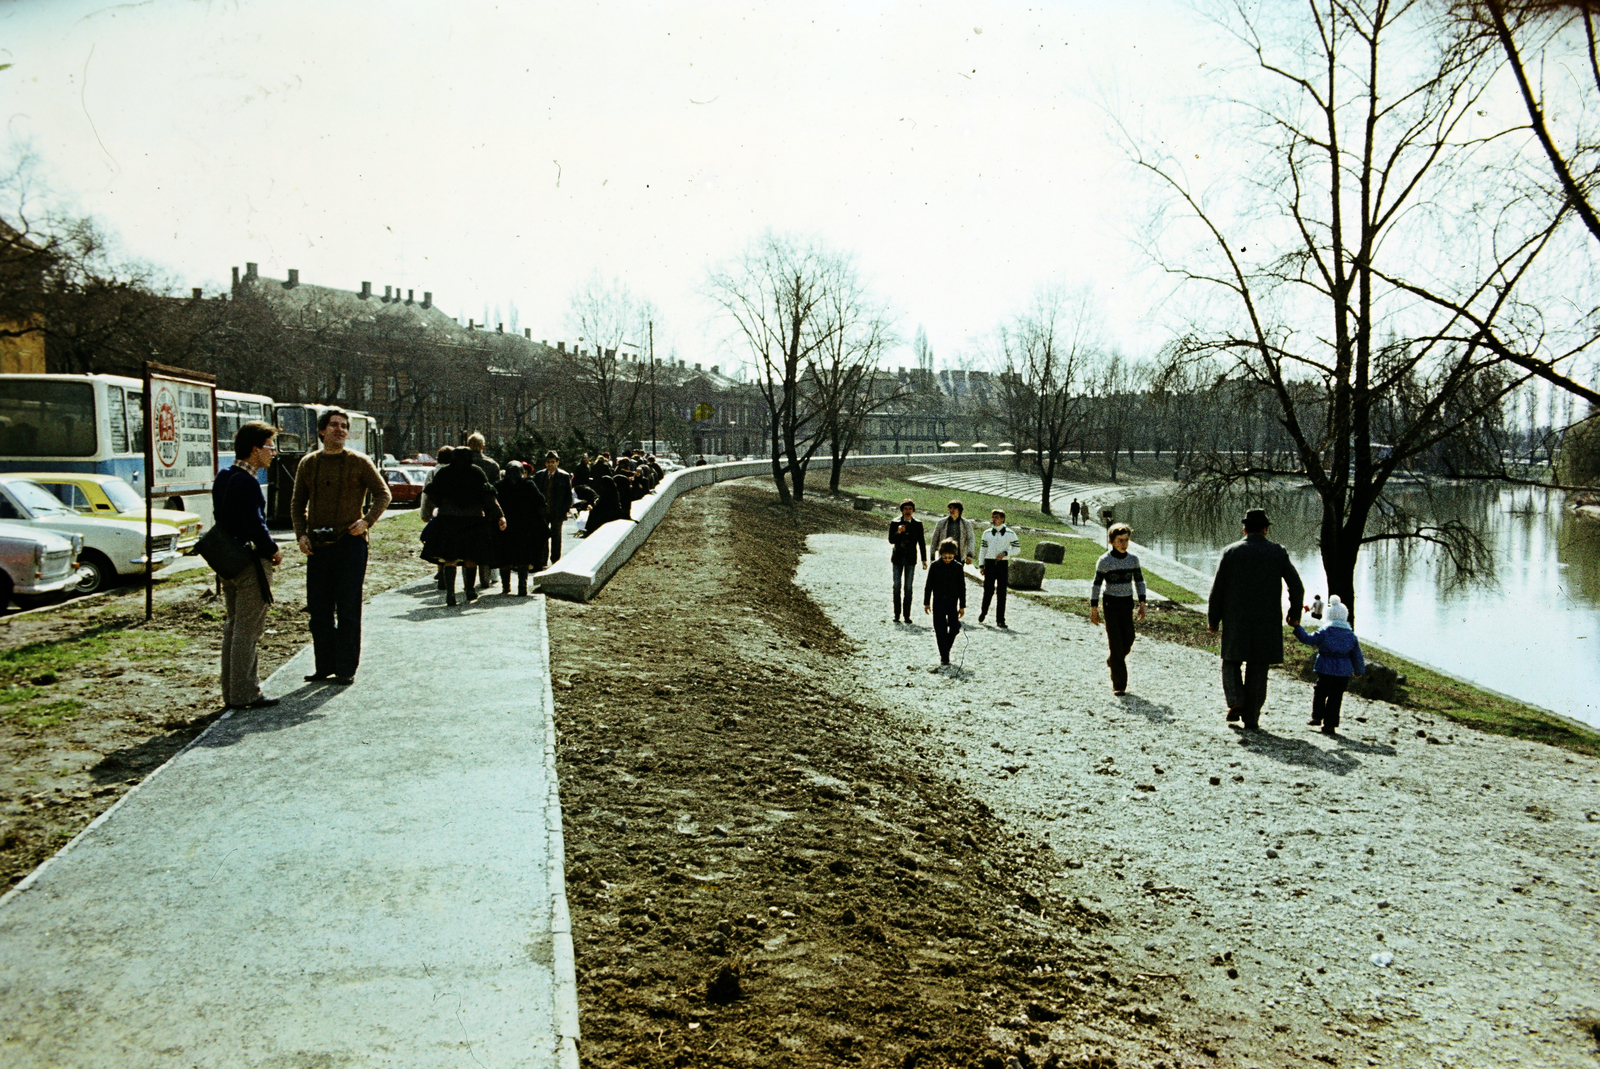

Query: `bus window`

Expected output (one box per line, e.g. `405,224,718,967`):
0,380,97,456
126,392,145,446
239,401,261,418
107,386,129,454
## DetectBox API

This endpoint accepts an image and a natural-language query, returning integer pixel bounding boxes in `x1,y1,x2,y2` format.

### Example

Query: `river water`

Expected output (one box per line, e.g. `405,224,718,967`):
1113,485,1600,729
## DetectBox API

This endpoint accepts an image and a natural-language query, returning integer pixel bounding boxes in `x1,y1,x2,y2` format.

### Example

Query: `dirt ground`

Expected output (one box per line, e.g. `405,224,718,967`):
547,482,1205,1069
0,508,432,888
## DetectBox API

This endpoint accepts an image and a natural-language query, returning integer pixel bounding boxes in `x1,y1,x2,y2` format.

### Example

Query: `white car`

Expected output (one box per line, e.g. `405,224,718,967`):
0,476,180,595
0,520,80,610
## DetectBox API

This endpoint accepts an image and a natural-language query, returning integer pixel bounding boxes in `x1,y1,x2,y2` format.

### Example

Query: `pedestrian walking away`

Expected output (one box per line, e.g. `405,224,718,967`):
291,407,391,685
493,460,547,595
923,538,967,666
213,419,284,709
978,509,1019,627
1207,508,1304,730
465,431,501,588
1292,595,1365,734
888,498,927,622
421,448,506,606
1070,499,1081,525
533,451,573,563
931,499,975,565
1089,522,1147,696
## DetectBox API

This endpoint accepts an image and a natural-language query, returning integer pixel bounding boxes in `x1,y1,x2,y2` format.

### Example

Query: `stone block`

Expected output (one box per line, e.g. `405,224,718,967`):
1033,540,1066,564
851,498,876,511
1008,558,1046,590
1351,661,1406,703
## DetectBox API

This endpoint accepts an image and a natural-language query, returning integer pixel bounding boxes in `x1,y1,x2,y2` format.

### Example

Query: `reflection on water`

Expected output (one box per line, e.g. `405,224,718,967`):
1116,486,1600,728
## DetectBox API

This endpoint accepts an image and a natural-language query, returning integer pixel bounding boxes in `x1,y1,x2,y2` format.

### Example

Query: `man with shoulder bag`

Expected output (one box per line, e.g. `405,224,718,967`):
291,408,391,686
209,420,284,709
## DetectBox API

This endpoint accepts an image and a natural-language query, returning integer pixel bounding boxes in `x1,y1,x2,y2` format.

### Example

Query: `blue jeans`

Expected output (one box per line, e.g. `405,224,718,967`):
306,535,368,677
892,559,917,618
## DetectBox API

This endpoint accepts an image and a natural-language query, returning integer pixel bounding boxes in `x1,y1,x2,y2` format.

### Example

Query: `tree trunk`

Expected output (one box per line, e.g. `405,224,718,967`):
1039,457,1055,515
829,449,846,493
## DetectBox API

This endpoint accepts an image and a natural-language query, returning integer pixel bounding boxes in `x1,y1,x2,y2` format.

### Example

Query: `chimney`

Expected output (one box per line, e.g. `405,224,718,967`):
558,341,566,353
524,328,531,339
406,289,414,304
284,268,299,288
383,285,392,302
541,340,548,347
679,359,685,368
497,323,504,333
422,291,432,309
711,365,719,375
231,266,240,288
360,281,372,300
191,287,203,300
468,319,475,330
606,347,616,359
695,362,703,371
244,262,258,281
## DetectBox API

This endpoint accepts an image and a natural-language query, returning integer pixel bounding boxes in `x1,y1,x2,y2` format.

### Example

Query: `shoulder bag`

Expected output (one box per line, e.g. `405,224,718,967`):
196,471,259,580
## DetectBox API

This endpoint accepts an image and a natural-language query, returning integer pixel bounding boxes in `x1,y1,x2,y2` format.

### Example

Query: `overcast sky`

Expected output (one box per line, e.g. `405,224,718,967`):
1,0,1234,374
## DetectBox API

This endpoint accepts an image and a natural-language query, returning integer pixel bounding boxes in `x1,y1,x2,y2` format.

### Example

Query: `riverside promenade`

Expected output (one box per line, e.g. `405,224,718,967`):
0,581,578,1068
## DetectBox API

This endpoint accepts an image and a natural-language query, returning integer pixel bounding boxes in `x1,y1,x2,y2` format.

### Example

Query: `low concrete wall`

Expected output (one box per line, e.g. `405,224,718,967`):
533,452,996,601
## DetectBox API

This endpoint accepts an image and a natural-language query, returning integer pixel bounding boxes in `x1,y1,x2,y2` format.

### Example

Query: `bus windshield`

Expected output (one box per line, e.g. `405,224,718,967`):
0,380,97,457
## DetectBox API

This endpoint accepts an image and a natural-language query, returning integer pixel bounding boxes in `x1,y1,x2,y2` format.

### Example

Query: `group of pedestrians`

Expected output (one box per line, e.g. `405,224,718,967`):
889,500,1367,734
574,451,664,537
213,408,391,709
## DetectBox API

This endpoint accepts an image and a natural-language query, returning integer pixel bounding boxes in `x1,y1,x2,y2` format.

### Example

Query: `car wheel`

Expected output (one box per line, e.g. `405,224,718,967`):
73,550,116,596
164,495,184,511
0,572,11,612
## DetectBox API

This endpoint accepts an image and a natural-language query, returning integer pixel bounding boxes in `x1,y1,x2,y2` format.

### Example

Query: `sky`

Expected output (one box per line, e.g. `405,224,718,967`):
0,0,1234,375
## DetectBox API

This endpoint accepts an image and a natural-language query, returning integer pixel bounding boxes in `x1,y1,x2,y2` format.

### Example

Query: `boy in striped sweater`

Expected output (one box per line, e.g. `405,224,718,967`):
1089,522,1147,695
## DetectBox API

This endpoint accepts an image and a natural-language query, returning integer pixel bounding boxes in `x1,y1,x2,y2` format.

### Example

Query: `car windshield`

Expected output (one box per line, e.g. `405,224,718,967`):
7,480,77,516
98,477,146,512
385,470,411,484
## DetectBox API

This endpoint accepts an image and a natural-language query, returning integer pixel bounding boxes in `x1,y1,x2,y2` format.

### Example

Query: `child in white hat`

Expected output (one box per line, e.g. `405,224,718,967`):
1292,595,1365,735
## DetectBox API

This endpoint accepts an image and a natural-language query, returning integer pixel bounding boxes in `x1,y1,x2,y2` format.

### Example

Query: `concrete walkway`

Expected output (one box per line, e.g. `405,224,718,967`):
0,581,578,1068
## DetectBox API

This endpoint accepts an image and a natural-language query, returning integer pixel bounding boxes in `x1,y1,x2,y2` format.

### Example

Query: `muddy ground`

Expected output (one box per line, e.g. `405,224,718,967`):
548,482,1207,1069
0,508,432,888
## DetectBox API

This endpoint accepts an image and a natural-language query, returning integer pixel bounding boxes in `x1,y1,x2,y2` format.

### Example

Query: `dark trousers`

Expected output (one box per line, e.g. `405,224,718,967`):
932,597,961,662
1222,659,1270,724
1313,673,1349,727
547,517,564,564
306,536,368,678
980,560,1009,623
892,558,917,619
1102,595,1135,691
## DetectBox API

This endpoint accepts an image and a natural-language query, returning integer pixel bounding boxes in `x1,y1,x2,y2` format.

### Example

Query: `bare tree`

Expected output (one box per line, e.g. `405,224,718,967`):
707,233,863,502
1126,0,1549,618
808,284,899,493
989,285,1100,514
565,273,653,453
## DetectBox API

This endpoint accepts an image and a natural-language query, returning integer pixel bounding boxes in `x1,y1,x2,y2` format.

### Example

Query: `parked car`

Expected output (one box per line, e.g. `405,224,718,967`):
0,475,181,594
383,467,425,508
0,521,80,610
18,472,205,552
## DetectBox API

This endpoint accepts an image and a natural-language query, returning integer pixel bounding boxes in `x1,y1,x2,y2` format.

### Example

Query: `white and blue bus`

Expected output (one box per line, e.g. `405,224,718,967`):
0,374,382,530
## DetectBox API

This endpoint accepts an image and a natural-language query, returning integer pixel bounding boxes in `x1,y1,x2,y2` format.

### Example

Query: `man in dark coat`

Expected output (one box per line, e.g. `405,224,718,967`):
466,432,501,588
1208,508,1304,730
532,451,574,564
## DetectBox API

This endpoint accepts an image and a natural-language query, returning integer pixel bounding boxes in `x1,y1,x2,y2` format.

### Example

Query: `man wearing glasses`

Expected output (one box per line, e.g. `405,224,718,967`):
291,408,391,685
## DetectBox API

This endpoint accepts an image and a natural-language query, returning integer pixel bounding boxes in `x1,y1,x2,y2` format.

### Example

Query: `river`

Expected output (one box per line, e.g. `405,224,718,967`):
1113,485,1600,729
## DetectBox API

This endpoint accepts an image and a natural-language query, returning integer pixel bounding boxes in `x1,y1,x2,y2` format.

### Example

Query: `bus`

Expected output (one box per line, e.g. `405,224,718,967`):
0,374,384,530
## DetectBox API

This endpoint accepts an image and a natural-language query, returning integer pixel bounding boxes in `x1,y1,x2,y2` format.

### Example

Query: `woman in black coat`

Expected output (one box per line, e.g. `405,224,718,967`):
421,448,504,605
584,463,624,535
494,461,547,595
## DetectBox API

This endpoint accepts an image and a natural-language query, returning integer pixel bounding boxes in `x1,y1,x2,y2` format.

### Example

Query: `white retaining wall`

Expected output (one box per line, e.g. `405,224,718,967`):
533,452,996,601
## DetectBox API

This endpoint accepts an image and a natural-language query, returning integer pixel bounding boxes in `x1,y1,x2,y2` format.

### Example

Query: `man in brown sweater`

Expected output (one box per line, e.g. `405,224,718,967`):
291,408,391,684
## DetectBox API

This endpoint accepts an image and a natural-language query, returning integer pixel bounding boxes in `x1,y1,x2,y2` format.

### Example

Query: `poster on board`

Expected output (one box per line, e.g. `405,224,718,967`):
146,364,217,494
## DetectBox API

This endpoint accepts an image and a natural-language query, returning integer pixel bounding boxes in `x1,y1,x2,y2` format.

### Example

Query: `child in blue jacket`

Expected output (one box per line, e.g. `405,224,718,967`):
1292,595,1365,735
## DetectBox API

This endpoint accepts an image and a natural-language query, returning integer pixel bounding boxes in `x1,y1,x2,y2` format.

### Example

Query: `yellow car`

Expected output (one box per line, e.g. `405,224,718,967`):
19,473,205,552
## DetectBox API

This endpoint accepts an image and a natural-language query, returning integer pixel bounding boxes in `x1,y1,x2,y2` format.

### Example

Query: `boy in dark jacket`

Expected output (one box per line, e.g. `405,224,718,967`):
888,499,927,623
1292,595,1365,735
923,539,967,666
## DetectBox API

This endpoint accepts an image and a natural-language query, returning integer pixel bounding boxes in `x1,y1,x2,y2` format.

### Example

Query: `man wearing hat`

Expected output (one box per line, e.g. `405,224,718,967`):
1207,508,1304,730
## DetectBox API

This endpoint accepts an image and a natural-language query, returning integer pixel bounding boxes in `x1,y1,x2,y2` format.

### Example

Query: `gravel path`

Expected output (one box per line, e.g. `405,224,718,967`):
797,533,1600,1068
